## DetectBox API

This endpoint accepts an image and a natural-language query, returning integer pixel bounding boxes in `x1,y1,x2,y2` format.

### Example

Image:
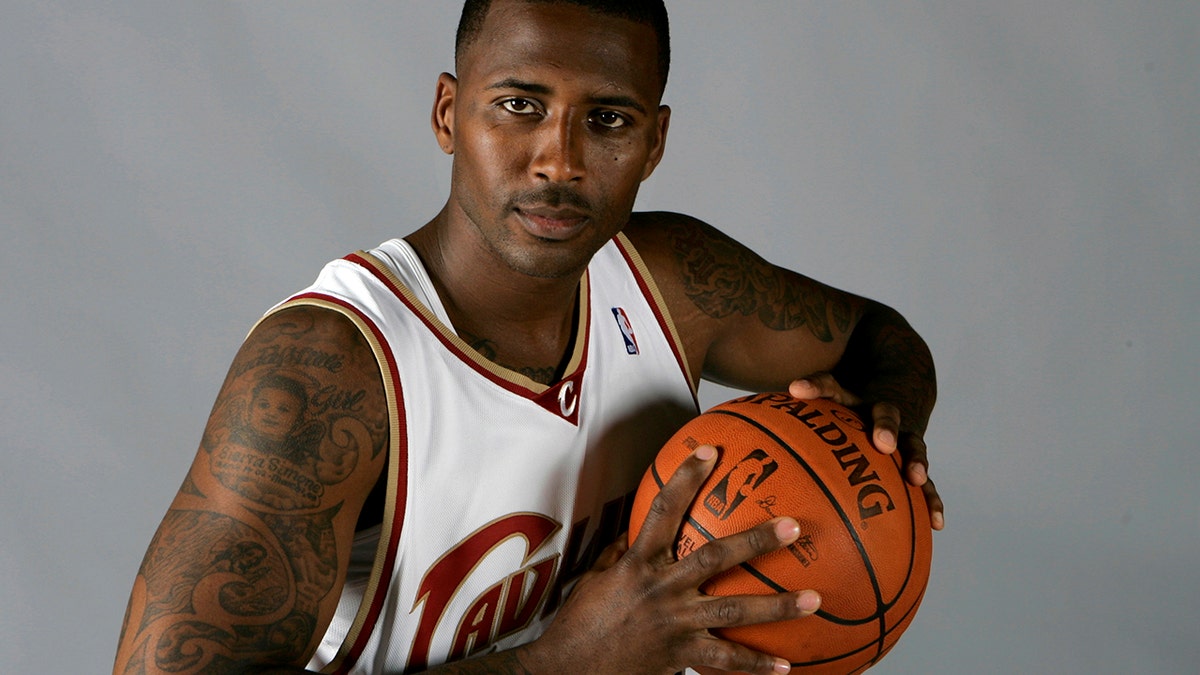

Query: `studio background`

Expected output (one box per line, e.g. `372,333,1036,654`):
2,2,1197,673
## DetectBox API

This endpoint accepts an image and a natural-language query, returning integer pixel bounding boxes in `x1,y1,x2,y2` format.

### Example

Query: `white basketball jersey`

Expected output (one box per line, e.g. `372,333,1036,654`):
270,234,698,673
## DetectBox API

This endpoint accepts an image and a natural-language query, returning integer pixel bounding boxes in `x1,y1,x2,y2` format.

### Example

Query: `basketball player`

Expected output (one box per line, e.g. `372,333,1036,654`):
113,2,943,674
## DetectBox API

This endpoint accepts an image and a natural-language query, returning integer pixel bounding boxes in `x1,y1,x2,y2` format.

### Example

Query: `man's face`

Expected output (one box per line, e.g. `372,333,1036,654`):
435,0,670,279
248,387,303,442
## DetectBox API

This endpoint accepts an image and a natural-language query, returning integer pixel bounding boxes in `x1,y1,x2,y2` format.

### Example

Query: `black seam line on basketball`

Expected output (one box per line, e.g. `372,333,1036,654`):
689,513,873,631
651,457,666,490
649,411,924,659
786,635,891,669
841,586,931,669
661,439,922,671
708,408,889,652
885,453,921,614
664,412,890,633
685,516,886,636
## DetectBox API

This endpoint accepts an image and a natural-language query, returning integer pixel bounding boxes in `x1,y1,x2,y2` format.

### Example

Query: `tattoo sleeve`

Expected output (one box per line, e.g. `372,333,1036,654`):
666,217,859,341
114,307,388,674
651,213,934,428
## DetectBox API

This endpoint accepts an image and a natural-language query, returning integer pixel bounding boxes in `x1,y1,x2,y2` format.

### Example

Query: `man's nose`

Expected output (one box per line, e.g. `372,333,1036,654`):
531,115,585,183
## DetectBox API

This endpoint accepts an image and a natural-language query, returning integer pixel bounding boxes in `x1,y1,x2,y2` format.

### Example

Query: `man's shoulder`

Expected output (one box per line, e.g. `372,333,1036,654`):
623,210,701,271
250,303,374,352
624,210,699,240
622,210,741,279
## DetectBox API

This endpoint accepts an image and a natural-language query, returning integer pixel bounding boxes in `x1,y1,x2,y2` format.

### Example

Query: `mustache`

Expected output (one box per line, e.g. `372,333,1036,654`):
509,185,592,213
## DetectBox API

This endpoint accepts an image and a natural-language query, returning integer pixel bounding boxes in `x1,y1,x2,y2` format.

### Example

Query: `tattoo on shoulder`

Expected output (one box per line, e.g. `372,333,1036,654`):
666,219,859,341
201,308,387,510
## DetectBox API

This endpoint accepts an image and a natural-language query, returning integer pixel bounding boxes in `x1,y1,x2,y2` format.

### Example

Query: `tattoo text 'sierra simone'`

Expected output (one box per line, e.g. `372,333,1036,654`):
667,219,856,342
116,307,387,674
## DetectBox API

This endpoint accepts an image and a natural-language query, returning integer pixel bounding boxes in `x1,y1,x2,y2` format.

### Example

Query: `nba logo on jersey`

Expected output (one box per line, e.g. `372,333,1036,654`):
611,307,639,355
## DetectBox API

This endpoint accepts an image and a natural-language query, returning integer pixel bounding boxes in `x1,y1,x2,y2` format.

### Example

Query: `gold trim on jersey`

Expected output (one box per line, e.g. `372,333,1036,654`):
256,296,405,675
613,232,698,394
350,250,592,395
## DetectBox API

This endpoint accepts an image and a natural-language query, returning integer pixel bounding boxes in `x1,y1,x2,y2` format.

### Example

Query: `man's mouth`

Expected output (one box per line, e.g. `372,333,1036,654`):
514,206,589,240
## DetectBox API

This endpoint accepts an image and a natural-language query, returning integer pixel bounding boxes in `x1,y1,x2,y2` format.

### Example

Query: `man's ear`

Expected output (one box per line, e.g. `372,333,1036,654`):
641,104,671,181
431,72,457,155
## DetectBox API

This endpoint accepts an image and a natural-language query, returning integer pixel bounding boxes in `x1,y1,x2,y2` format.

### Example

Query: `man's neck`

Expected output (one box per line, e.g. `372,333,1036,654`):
405,209,585,384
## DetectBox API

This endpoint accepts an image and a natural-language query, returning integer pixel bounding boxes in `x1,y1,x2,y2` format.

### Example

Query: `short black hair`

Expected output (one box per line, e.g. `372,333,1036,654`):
456,0,670,93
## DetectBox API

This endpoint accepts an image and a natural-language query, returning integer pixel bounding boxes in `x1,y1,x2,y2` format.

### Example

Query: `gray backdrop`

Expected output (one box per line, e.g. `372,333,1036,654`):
3,2,1197,673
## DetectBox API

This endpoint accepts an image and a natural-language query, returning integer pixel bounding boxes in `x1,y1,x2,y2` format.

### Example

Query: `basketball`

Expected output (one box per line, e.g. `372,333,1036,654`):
628,393,933,674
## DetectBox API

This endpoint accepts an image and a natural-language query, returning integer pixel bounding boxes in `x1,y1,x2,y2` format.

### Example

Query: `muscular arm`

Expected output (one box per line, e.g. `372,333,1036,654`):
113,306,389,675
627,212,942,525
626,211,870,389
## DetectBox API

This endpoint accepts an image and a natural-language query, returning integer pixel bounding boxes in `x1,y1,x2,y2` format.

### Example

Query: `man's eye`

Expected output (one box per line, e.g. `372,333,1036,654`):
591,111,628,129
501,98,537,114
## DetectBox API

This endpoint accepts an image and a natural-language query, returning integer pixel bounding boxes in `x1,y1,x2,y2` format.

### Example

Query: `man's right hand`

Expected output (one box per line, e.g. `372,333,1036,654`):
516,445,821,675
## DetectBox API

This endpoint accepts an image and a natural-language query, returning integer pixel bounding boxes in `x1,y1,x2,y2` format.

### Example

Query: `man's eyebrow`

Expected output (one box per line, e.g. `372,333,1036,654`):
485,78,647,115
590,94,646,115
486,78,552,95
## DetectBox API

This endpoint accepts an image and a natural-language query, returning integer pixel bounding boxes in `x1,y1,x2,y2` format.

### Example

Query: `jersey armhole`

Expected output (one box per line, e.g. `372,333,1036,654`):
263,295,409,675
613,232,698,398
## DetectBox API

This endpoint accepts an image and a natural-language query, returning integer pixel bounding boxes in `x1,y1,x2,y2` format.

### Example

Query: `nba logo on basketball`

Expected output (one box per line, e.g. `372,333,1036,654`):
611,307,639,354
704,448,778,520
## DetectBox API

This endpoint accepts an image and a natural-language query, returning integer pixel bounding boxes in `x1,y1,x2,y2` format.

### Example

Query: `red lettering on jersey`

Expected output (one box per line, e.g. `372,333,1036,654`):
408,514,560,671
449,555,558,662
451,581,503,660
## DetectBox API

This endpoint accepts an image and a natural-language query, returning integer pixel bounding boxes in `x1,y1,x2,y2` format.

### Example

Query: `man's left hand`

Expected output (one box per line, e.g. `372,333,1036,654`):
789,374,945,531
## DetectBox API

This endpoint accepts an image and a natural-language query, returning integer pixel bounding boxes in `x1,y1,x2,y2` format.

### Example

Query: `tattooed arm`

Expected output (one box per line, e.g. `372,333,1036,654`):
626,212,943,529
112,306,390,674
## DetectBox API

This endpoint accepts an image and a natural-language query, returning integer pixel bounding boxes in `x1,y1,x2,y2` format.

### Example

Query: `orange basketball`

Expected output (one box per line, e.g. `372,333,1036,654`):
629,394,932,674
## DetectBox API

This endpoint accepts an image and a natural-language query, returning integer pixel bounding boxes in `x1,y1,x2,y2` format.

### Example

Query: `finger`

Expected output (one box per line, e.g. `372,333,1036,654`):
922,476,945,531
900,432,929,486
681,592,819,673
675,517,800,584
870,401,901,454
788,372,862,406
592,533,629,572
697,589,821,630
569,535,629,597
687,634,795,675
631,445,719,561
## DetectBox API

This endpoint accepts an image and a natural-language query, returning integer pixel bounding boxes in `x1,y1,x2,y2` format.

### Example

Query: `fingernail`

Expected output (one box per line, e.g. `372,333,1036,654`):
910,464,927,484
878,429,896,449
694,445,716,461
775,518,800,543
796,590,821,613
773,659,792,674
933,512,944,530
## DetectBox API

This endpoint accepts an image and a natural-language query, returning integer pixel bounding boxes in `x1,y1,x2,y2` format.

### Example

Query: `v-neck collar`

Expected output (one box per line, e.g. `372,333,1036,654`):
343,250,592,424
